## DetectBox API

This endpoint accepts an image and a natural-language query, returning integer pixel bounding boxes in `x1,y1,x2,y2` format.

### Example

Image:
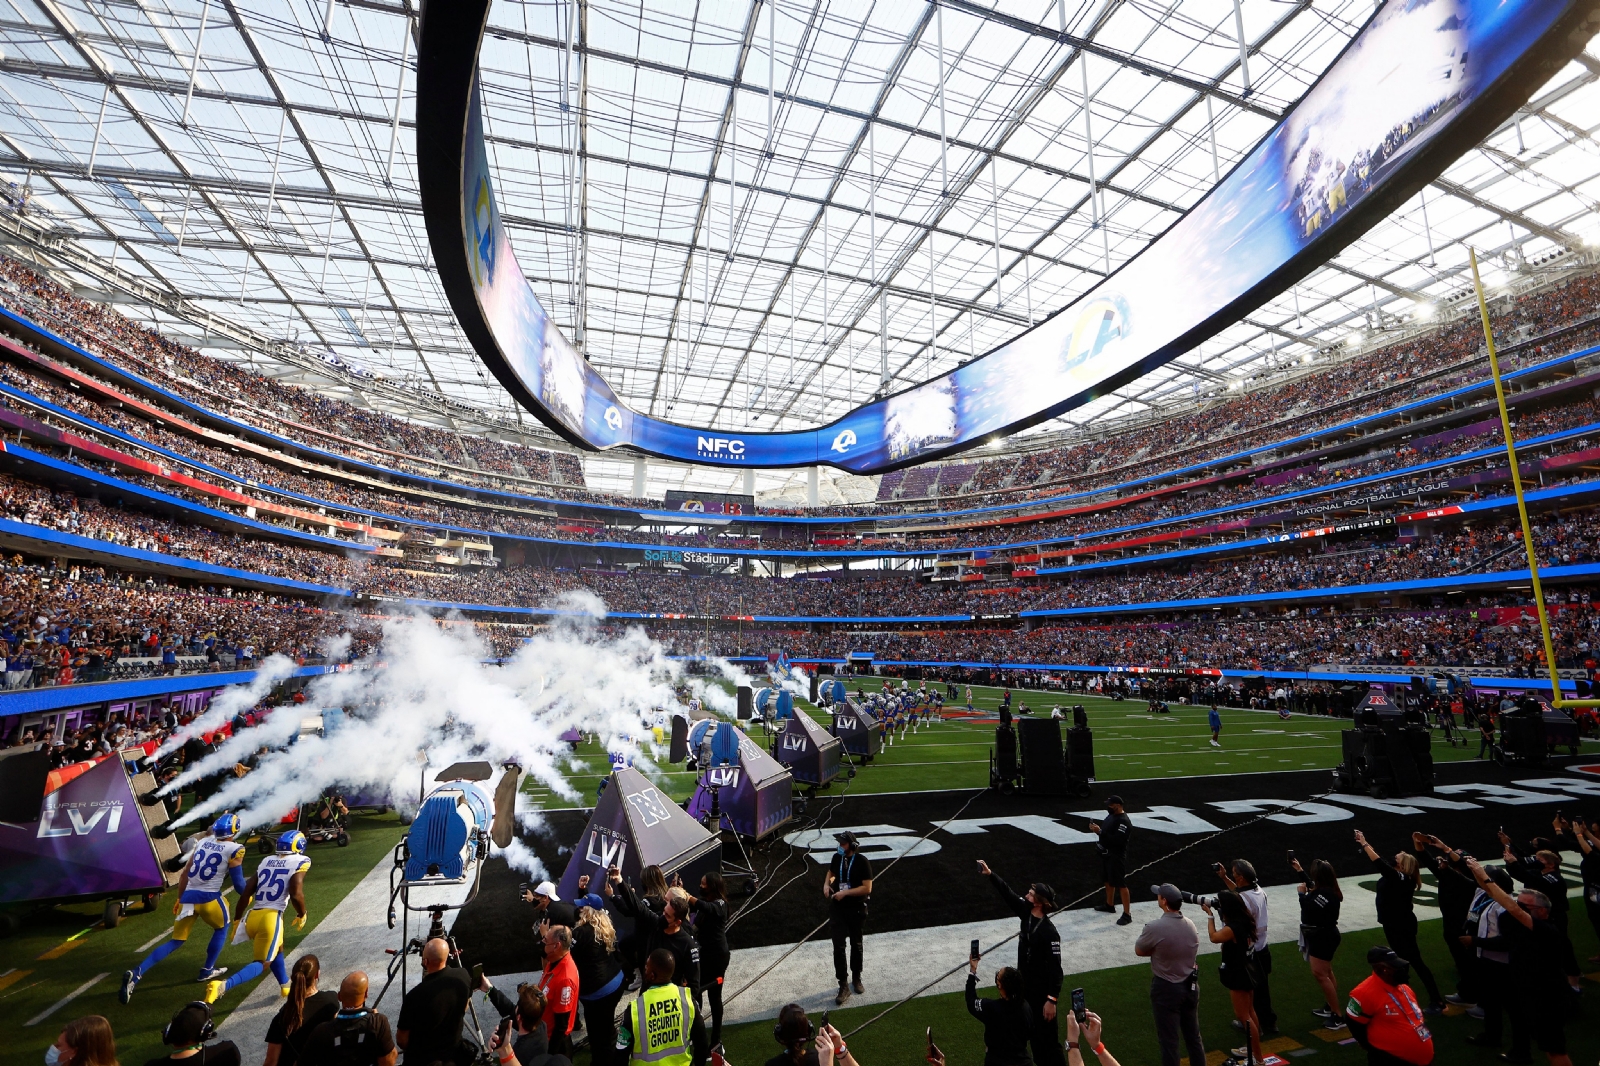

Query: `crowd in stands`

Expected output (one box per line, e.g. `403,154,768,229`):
0,471,365,585
0,555,375,692
665,601,1600,672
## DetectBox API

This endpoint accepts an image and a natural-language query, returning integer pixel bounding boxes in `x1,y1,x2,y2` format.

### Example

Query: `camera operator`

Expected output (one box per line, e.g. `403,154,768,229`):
1464,858,1578,1066
479,983,571,1066
1089,797,1133,926
824,831,873,1004
395,939,473,1066
964,954,1032,1066
1292,858,1345,1029
1215,860,1274,1036
1354,831,1443,1014
1134,885,1204,1066
1344,947,1434,1066
976,861,1063,1066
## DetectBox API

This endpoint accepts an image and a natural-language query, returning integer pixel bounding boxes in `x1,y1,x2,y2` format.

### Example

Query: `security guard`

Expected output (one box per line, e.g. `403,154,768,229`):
616,948,706,1066
122,813,247,1002
206,829,311,1003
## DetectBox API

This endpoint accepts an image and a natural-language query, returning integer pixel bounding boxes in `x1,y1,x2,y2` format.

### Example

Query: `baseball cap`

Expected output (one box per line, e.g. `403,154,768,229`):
834,831,860,845
1030,882,1057,907
1153,883,1182,906
534,880,561,901
1105,794,1124,808
1367,945,1409,968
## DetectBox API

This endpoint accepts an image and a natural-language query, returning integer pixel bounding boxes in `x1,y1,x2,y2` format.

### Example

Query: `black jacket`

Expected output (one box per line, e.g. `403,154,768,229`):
614,880,700,990
989,874,1062,1000
964,973,1033,1066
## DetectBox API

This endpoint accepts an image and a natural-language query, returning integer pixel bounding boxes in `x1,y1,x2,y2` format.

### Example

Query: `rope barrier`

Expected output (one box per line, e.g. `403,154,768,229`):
841,789,1341,1038
723,783,992,1007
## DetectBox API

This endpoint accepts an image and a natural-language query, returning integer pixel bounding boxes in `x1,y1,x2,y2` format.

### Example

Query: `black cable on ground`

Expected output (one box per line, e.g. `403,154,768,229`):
841,789,1342,1039
724,783,990,1008
727,743,861,930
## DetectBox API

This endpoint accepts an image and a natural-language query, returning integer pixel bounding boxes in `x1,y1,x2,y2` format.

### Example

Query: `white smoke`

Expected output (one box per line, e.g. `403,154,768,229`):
150,653,300,760
166,604,742,832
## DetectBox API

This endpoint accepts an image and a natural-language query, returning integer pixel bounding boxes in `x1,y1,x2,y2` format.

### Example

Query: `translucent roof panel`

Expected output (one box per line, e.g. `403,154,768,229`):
0,0,1593,497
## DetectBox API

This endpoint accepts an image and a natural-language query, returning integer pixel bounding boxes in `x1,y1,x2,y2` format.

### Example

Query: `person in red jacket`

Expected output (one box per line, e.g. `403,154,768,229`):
538,924,580,1057
1345,946,1433,1066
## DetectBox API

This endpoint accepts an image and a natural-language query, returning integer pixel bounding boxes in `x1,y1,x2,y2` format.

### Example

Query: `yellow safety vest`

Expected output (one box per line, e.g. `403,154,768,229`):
627,983,694,1066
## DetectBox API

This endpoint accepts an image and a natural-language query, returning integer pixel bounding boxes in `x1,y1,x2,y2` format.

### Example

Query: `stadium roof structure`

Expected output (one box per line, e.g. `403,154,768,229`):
0,0,1596,500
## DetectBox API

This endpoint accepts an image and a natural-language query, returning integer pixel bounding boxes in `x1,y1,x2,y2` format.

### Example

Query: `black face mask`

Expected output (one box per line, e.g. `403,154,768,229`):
1388,964,1411,986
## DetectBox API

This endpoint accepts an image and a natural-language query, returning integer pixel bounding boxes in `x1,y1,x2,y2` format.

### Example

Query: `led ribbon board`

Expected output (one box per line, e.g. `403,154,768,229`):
418,0,1598,473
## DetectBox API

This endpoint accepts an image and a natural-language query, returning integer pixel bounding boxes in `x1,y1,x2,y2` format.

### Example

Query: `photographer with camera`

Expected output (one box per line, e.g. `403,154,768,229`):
1200,892,1261,1065
964,952,1033,1066
1134,885,1204,1066
1344,947,1435,1066
1214,860,1274,1037
1292,858,1346,1030
976,861,1063,1066
1354,831,1443,1014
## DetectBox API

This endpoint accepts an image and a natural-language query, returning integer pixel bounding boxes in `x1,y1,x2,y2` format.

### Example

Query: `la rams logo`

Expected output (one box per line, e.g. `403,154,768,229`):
831,429,856,454
604,406,623,431
1060,294,1130,374
469,176,497,288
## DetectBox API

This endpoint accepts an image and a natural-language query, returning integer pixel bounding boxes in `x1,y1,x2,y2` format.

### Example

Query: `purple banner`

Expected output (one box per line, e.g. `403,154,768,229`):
0,757,166,904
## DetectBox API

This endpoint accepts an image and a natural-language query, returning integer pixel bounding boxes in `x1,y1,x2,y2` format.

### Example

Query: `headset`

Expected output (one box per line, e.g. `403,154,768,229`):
163,1001,216,1046
773,1004,814,1047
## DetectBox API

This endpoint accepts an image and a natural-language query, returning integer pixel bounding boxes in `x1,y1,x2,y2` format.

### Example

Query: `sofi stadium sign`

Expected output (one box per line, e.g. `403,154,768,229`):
418,0,1600,473
643,549,733,567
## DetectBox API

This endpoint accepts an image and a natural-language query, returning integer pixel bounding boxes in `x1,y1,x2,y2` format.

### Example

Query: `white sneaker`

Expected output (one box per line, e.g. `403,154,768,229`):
1210,740,1221,747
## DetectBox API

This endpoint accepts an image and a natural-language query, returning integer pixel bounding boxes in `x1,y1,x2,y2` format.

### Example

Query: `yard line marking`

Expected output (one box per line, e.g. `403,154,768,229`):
24,973,108,1026
136,930,172,952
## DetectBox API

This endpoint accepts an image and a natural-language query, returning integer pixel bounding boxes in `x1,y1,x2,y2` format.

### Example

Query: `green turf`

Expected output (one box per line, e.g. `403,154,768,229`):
713,913,1600,1066
521,686,1538,808
0,812,405,1066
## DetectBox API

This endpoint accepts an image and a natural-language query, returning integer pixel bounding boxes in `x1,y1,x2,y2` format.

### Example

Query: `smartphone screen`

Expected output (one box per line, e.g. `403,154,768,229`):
970,938,980,960
1071,987,1086,1025
470,963,484,989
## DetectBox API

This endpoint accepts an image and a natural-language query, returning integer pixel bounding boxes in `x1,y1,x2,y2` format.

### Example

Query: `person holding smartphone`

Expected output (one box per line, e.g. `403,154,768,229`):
964,951,1033,1066
976,860,1063,1066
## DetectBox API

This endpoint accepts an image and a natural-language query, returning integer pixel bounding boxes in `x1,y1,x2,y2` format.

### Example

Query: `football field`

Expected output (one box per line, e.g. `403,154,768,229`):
520,685,1498,806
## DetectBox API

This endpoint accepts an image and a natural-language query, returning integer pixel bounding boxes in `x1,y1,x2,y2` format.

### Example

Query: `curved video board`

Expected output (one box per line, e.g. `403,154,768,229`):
417,0,1597,473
